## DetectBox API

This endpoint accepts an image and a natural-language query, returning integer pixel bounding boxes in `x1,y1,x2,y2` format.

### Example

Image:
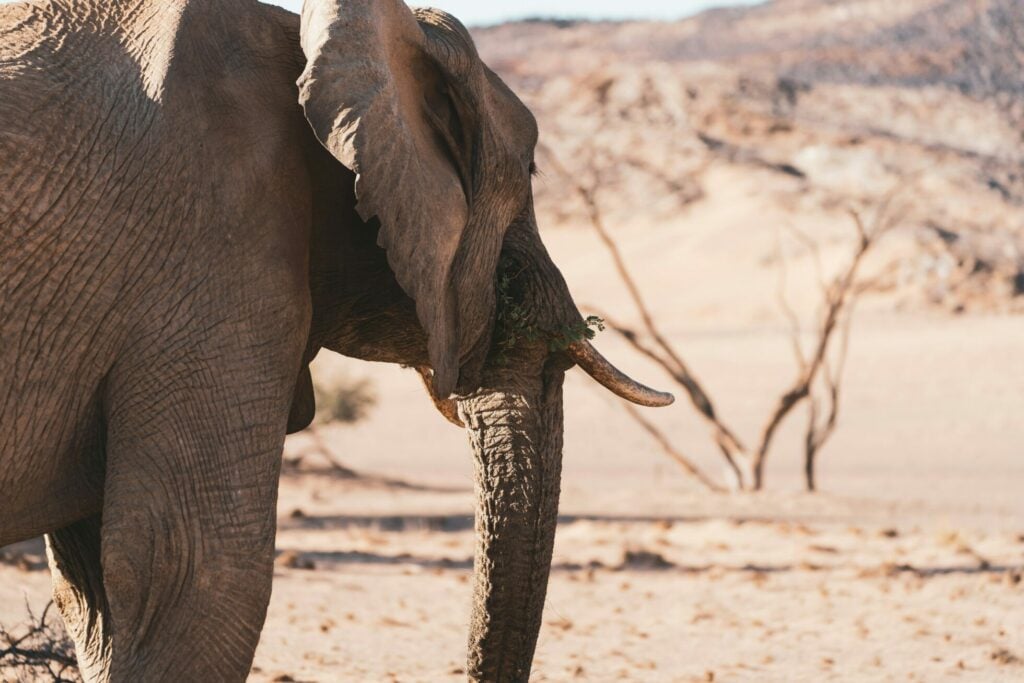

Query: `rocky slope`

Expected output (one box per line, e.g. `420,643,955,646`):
473,0,1024,312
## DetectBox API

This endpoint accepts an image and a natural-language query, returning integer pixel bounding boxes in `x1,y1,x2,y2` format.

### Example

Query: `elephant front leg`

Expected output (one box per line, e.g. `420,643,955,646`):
94,330,299,682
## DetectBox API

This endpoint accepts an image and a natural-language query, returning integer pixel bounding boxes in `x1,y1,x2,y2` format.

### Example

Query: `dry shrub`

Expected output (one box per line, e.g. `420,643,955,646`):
313,374,376,426
0,601,80,683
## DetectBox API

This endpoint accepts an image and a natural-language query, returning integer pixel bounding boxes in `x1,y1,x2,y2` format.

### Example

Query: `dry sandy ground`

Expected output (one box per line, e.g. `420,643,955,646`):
3,164,1024,683
4,472,1023,682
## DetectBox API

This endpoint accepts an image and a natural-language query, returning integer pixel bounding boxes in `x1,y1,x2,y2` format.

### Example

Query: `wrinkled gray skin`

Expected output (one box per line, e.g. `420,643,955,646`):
0,1,641,681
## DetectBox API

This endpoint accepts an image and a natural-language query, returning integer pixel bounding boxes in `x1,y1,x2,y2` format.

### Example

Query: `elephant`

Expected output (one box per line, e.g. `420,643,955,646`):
0,0,673,680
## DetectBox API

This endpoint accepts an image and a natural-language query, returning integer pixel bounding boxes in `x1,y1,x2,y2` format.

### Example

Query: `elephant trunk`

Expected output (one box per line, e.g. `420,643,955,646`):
458,367,565,683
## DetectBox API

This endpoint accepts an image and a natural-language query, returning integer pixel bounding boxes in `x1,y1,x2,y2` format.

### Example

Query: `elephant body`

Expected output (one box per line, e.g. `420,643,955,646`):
2,2,316,678
1,0,310,543
0,1,670,680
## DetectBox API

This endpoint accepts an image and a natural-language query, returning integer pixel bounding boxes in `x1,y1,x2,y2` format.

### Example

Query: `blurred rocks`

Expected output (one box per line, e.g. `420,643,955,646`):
474,0,1024,312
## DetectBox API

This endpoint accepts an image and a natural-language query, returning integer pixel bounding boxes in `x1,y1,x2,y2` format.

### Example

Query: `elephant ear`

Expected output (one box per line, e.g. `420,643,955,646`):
298,0,478,397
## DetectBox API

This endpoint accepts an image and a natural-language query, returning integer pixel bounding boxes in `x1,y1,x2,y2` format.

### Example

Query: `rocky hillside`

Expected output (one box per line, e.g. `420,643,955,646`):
473,0,1024,312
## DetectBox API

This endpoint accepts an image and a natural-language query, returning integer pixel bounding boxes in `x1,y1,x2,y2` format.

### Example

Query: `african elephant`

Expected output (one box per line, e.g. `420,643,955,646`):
0,0,672,680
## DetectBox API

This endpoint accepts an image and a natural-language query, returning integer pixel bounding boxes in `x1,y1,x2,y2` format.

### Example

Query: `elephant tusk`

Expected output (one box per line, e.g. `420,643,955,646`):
567,340,675,408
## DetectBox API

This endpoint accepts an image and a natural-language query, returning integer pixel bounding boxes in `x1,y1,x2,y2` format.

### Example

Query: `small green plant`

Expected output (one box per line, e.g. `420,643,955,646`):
547,315,606,351
493,255,603,363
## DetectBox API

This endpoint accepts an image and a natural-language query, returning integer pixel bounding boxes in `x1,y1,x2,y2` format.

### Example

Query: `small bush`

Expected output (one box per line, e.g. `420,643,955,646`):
312,375,376,426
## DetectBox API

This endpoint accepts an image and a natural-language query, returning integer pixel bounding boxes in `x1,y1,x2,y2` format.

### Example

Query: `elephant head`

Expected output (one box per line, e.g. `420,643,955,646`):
296,1,673,678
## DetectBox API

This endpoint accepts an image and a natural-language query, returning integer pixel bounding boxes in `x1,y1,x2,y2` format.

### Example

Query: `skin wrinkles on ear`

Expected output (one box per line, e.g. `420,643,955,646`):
421,68,477,204
299,0,476,396
299,0,556,400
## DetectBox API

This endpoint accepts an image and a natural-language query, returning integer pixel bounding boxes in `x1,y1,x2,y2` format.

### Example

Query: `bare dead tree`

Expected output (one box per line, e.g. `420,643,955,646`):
539,141,905,491
777,224,861,492
751,198,905,489
540,144,749,490
796,215,906,491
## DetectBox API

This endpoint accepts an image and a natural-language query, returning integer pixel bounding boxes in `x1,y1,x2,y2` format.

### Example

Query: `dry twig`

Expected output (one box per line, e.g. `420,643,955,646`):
621,403,726,493
0,601,80,683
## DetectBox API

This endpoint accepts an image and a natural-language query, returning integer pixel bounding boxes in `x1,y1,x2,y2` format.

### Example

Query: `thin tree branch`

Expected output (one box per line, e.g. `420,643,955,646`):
586,306,749,486
804,305,854,492
776,233,808,369
621,403,725,493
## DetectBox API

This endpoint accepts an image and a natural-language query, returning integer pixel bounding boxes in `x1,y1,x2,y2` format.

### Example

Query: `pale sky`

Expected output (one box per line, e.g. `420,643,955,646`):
263,0,765,26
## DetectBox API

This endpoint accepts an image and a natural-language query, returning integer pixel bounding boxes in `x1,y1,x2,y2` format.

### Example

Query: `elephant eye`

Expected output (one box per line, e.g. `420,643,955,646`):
529,161,539,177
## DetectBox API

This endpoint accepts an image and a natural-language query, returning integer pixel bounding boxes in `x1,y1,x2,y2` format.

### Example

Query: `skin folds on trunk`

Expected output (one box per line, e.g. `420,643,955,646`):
458,367,565,683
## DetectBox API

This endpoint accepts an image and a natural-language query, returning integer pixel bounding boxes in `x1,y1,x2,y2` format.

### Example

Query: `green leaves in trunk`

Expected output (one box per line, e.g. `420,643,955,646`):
493,255,604,364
